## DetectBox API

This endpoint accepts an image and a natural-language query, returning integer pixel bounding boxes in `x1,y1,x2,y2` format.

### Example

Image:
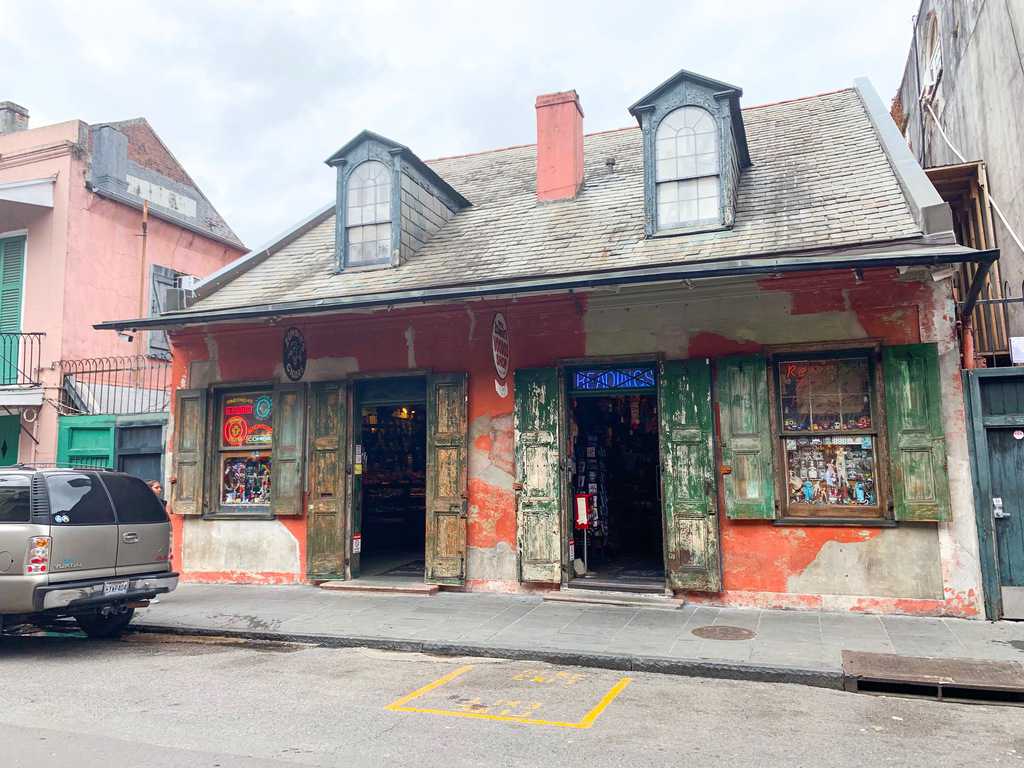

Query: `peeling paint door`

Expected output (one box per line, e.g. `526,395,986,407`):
989,427,1024,619
307,382,349,581
515,367,562,583
425,373,468,585
658,359,721,592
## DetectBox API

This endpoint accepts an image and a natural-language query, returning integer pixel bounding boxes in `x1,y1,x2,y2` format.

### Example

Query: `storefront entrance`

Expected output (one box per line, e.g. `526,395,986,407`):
515,360,723,594
351,377,427,580
358,402,427,578
568,392,664,592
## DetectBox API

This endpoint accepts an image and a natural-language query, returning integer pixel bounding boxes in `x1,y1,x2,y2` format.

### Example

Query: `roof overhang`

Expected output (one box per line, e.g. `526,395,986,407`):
0,176,55,209
96,242,998,333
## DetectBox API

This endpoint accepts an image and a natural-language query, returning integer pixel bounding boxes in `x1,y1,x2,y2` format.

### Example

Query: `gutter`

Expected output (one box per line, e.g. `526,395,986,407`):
96,244,999,332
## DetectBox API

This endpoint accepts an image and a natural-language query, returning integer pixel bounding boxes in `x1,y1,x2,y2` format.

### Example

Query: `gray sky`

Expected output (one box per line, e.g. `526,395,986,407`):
2,0,921,249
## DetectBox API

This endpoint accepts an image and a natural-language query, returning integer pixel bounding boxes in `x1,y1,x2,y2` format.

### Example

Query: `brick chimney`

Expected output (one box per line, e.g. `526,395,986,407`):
0,102,29,134
535,90,584,201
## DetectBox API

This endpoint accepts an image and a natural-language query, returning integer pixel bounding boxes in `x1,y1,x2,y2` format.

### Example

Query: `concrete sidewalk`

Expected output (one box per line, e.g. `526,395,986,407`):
133,584,1024,688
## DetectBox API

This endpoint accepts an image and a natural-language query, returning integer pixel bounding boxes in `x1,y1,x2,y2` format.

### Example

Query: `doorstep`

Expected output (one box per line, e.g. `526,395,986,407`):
320,578,438,596
544,587,685,610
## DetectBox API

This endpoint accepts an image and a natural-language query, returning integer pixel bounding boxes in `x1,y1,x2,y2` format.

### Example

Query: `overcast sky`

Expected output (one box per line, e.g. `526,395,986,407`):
2,0,921,249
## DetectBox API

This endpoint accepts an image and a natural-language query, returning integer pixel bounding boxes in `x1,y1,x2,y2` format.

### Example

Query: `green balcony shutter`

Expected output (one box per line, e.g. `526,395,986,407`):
883,343,950,522
0,237,25,385
716,354,775,519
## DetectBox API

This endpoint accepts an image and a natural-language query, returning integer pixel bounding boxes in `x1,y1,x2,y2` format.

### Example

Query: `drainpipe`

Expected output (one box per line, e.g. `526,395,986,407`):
137,200,149,361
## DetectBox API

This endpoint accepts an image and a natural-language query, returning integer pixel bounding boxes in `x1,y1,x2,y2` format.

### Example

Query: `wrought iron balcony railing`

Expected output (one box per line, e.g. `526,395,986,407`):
0,332,45,387
59,354,171,416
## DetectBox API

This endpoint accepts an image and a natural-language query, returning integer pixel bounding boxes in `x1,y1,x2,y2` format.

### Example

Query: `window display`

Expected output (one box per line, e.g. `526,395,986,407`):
784,436,877,507
775,354,883,517
218,391,273,509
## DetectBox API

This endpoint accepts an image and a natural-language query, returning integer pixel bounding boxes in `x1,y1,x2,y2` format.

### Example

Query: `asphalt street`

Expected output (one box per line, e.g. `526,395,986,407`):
0,631,1021,767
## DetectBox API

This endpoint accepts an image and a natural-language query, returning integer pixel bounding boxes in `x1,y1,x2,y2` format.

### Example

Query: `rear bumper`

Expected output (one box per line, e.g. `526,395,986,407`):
38,572,179,612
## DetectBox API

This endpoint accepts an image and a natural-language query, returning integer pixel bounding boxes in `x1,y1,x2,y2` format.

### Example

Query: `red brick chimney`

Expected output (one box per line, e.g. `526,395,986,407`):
535,90,584,201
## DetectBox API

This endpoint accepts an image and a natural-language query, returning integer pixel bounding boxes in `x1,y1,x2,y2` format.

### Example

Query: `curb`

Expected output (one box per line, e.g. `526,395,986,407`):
129,622,845,690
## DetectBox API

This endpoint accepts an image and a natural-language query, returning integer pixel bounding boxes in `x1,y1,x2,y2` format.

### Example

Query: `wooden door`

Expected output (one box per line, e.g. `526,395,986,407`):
514,367,562,583
659,359,721,592
307,382,349,581
425,373,468,585
988,427,1024,619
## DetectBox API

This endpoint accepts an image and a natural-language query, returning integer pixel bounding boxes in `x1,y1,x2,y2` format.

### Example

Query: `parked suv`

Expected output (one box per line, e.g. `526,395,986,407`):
0,467,177,638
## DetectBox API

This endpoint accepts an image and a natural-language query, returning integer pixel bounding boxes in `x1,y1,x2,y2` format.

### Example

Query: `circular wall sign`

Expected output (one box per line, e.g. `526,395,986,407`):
491,313,510,380
1014,429,1024,441
283,327,307,381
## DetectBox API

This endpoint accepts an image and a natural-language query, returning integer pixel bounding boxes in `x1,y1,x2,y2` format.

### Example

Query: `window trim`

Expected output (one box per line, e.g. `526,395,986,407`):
766,345,892,521
204,386,276,520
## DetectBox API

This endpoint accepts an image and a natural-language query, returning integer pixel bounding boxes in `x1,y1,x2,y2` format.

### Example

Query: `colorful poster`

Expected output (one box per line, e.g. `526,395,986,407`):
222,394,273,447
221,456,272,505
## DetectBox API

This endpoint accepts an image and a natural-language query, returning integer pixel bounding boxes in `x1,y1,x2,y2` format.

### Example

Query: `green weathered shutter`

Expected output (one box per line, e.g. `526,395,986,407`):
56,415,116,469
425,373,469,585
307,382,348,580
659,359,721,592
172,389,207,516
0,237,25,384
883,343,950,522
271,384,306,516
515,367,562,583
717,354,775,519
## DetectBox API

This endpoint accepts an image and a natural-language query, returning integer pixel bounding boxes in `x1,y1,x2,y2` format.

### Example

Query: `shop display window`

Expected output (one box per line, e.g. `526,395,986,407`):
774,354,884,519
218,391,273,509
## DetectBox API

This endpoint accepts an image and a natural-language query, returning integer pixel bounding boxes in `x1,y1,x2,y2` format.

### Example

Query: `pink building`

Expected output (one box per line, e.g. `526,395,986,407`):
0,101,245,476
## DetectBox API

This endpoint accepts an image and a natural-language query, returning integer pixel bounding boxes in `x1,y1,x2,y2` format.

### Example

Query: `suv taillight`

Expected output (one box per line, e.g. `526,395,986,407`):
25,536,51,574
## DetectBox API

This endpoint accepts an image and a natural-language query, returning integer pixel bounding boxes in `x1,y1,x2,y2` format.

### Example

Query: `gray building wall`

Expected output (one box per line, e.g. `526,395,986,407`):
894,0,1024,334
399,169,455,261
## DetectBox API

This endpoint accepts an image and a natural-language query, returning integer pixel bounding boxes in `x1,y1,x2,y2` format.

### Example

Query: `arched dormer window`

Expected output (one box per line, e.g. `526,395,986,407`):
654,106,720,231
346,160,392,266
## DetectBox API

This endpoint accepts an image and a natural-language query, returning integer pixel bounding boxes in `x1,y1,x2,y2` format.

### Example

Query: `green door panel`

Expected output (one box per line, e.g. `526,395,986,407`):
307,382,349,580
57,415,116,469
0,236,25,384
515,367,562,584
988,428,1024,588
659,359,721,592
425,373,468,586
0,414,19,465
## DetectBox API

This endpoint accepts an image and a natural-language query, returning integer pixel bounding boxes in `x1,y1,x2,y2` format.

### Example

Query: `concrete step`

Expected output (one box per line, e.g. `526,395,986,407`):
319,579,438,596
544,588,684,610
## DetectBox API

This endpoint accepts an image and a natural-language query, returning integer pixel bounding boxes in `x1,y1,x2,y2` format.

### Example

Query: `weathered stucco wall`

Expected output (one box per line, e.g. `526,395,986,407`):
168,267,982,616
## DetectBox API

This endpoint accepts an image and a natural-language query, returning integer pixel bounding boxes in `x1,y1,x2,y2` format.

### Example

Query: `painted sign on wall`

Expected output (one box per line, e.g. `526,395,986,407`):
492,313,510,398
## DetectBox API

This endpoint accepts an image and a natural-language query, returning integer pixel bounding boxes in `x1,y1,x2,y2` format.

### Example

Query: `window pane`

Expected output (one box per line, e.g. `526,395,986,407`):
785,436,878,507
654,106,719,183
0,476,29,523
221,393,274,448
778,358,872,431
101,474,167,524
221,456,272,506
46,473,115,525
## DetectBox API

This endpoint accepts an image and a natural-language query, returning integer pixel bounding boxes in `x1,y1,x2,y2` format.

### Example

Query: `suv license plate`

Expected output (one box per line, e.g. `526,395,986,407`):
103,580,129,597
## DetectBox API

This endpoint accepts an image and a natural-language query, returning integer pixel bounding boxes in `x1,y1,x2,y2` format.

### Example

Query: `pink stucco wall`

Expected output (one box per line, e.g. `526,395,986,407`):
0,119,244,463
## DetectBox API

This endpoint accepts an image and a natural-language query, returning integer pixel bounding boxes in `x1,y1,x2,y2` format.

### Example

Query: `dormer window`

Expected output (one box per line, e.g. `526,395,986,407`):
629,68,751,237
655,106,720,230
346,160,392,266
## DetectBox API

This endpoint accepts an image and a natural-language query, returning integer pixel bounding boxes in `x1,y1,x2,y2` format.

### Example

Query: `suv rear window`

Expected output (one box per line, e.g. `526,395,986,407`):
0,476,30,523
47,473,115,526
101,474,168,524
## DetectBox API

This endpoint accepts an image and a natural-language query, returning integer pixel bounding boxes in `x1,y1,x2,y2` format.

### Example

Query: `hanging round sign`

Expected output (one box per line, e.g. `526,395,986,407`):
1014,429,1024,441
491,313,510,379
283,327,307,382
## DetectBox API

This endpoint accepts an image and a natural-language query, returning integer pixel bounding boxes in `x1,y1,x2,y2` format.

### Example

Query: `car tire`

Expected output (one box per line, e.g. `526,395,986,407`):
75,608,135,639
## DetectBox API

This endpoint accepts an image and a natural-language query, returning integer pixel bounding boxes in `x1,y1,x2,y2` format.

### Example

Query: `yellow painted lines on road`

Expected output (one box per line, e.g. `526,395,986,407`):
385,664,633,730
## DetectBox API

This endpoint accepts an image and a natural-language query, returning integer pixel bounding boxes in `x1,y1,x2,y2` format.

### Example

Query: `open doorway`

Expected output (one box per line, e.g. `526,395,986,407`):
358,401,426,578
568,394,664,591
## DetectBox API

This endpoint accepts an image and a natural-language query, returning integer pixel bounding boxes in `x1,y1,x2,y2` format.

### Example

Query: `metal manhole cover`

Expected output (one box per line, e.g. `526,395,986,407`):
691,625,756,641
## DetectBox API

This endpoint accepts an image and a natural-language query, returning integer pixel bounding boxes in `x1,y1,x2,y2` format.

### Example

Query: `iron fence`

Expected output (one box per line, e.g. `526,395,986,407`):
58,355,171,416
0,332,44,387
959,279,1024,368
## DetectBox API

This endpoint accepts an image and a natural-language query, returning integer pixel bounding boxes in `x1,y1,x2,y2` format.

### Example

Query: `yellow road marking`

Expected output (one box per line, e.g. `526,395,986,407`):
386,664,633,730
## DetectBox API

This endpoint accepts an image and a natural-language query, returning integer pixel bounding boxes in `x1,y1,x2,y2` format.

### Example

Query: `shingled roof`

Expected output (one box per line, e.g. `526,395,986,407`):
159,87,935,318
